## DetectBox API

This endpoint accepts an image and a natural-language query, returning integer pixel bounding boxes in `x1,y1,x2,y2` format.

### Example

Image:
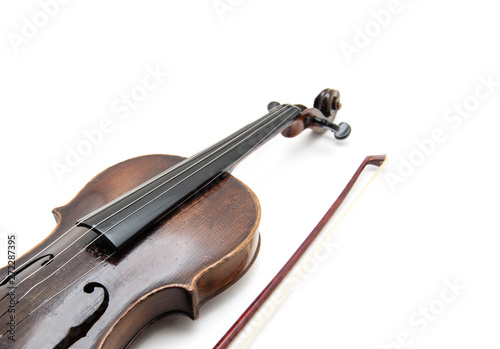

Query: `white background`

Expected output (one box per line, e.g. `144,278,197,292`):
1,0,499,348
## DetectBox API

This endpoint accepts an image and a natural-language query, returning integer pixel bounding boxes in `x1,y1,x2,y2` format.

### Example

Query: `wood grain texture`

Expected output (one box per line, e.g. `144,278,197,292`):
0,154,261,349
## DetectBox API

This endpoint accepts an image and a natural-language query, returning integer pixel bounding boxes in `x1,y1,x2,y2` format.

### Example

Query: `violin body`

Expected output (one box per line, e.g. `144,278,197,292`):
0,89,350,348
0,154,260,348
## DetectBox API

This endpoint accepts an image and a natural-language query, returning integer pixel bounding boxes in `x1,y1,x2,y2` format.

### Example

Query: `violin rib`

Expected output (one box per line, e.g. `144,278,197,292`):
0,154,260,349
0,89,352,348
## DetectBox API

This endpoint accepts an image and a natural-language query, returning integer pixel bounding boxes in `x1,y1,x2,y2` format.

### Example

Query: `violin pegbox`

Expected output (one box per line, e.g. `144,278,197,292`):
272,88,351,140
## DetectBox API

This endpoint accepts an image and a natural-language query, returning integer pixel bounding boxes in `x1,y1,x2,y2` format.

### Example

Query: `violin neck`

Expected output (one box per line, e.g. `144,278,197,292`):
191,103,301,171
77,104,301,252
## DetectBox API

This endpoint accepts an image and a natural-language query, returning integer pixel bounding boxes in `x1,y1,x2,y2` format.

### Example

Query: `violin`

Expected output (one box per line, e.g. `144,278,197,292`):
0,89,350,349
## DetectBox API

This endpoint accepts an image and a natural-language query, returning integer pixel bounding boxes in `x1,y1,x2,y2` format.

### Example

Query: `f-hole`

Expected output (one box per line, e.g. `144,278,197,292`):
54,282,109,349
0,254,54,290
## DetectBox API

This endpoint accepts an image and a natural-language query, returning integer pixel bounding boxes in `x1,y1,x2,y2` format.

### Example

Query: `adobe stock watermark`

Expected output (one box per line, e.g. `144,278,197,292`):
212,0,243,21
339,0,413,64
385,74,499,191
51,65,169,182
380,277,466,349
232,234,340,348
7,0,71,54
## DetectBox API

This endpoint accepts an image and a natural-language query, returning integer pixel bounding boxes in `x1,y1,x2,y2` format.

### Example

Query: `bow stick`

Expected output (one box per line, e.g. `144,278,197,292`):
213,154,387,349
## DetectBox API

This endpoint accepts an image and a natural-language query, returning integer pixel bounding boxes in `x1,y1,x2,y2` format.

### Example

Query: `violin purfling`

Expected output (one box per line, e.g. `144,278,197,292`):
0,88,350,349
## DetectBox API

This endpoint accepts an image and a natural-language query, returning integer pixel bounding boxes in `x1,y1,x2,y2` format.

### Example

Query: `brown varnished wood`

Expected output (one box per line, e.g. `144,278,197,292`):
282,88,342,138
213,155,386,349
0,154,260,348
0,88,352,349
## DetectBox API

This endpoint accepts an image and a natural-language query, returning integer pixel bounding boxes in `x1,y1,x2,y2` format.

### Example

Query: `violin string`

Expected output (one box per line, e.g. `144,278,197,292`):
0,256,112,339
14,162,249,328
0,225,78,287
3,105,291,290
17,106,296,303
89,106,301,244
12,105,299,304
9,108,298,328
80,106,300,229
12,257,112,331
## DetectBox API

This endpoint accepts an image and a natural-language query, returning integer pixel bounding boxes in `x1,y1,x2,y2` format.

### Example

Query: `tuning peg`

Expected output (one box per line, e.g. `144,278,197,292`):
312,117,351,140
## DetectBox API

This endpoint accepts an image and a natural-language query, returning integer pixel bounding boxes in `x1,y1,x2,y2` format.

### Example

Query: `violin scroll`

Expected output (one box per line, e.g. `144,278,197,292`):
271,88,351,140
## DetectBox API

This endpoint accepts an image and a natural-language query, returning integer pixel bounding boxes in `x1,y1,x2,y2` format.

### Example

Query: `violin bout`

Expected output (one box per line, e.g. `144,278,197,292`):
1,154,260,348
